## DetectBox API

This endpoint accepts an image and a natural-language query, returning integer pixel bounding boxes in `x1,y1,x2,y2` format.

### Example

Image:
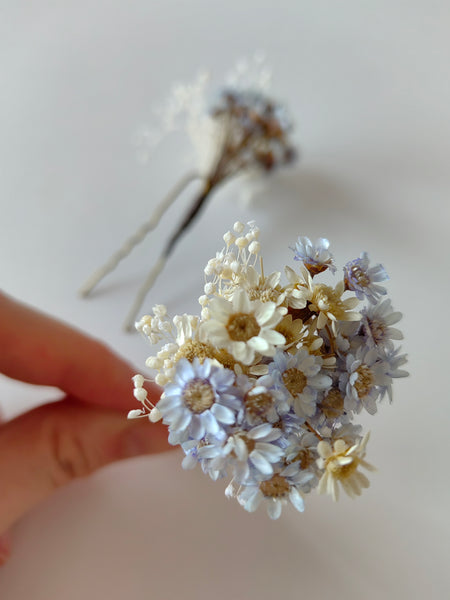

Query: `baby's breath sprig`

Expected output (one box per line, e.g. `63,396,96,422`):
129,222,408,519
80,57,296,331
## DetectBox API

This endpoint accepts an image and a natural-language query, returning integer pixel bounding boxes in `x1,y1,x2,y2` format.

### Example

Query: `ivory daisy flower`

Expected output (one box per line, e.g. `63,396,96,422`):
316,432,375,501
199,289,286,365
309,281,360,329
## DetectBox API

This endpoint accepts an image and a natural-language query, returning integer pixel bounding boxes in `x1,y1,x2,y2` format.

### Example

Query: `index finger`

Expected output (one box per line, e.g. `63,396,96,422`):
0,292,159,412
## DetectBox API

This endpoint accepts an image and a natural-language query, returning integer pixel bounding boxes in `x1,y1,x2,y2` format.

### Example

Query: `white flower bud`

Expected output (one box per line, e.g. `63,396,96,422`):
155,373,168,386
127,409,144,419
133,388,148,403
149,407,162,422
204,282,215,295
152,304,167,317
233,221,245,234
198,294,209,306
248,241,260,255
146,356,162,369
132,374,145,388
235,236,248,249
223,231,235,246
201,307,210,320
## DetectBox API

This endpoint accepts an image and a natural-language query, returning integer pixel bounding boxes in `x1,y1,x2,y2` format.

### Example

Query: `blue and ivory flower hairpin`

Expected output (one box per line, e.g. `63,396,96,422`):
129,221,408,519
80,57,296,330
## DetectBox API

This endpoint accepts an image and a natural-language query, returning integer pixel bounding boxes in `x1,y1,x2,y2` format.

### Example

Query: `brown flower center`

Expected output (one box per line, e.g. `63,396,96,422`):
292,449,316,470
260,474,290,498
245,390,274,421
365,318,386,345
226,312,260,342
282,367,307,395
183,378,215,413
319,388,344,419
354,365,374,398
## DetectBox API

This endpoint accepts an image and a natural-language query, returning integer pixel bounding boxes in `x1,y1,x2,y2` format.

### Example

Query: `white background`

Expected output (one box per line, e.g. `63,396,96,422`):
1,1,449,598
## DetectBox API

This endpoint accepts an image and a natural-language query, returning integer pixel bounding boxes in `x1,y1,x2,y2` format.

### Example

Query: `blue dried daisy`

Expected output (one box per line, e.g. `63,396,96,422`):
156,358,240,442
237,462,314,519
292,236,336,275
269,349,332,419
343,252,388,304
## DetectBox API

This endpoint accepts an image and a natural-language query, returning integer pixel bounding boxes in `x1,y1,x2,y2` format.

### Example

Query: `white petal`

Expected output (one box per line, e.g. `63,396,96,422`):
189,415,205,439
266,499,282,520
289,488,305,512
248,423,272,439
211,403,235,424
248,336,270,352
202,411,220,436
262,329,286,345
256,443,284,461
250,451,274,476
254,302,275,324
244,489,262,512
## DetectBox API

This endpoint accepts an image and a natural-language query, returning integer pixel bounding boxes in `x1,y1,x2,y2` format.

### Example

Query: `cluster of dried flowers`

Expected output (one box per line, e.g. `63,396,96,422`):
129,221,407,519
80,56,296,331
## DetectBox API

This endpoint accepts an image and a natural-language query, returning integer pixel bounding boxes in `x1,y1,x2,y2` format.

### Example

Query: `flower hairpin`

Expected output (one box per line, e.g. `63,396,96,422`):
129,221,408,519
80,57,297,330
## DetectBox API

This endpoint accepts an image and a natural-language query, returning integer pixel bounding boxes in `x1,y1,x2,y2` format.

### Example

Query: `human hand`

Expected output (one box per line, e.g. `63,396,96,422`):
0,292,170,564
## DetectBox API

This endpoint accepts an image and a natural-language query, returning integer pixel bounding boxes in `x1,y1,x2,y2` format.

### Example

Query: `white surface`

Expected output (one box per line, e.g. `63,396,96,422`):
1,1,449,598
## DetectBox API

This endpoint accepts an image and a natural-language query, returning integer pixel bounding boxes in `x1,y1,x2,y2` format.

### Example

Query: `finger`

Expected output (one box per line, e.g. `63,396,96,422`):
0,291,159,411
0,397,171,537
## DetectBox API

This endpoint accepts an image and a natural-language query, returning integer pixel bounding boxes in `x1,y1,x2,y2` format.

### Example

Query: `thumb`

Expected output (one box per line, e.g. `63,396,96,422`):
0,398,170,537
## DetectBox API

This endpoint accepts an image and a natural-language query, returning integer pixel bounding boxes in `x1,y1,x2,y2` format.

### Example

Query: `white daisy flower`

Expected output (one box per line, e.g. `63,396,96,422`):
199,289,286,365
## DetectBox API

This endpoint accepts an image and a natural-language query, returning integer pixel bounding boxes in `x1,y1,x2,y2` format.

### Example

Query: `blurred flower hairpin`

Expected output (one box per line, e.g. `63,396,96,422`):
80,57,297,330
129,221,408,519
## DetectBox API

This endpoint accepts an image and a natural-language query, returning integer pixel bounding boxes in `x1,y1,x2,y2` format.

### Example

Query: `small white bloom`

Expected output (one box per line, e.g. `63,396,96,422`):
199,289,286,365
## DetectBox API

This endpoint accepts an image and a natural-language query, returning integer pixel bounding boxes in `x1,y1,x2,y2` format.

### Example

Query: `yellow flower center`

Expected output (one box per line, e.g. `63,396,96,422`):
260,474,290,498
175,340,216,363
226,312,260,342
282,367,307,395
328,456,359,480
183,378,215,413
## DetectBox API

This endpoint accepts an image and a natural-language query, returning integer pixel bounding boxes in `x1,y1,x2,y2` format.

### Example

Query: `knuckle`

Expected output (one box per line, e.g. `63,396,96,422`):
46,416,96,488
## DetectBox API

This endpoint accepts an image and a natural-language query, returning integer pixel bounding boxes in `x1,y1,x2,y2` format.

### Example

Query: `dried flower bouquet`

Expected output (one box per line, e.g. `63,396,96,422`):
129,221,407,518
